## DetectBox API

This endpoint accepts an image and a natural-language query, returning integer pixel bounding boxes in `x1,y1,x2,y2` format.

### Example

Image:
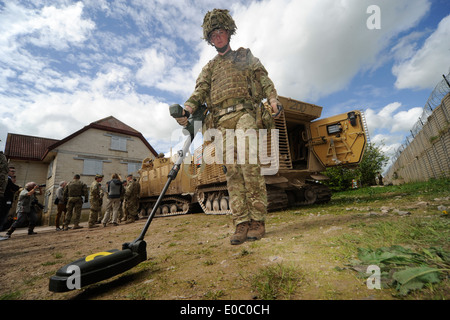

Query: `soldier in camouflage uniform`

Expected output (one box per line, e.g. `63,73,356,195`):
177,9,280,245
88,174,103,228
63,174,88,230
96,188,105,224
118,179,126,222
124,174,141,224
0,151,10,232
0,151,8,200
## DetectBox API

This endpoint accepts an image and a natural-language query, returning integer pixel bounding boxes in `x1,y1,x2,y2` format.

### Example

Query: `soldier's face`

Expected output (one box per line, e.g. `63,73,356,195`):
210,29,229,47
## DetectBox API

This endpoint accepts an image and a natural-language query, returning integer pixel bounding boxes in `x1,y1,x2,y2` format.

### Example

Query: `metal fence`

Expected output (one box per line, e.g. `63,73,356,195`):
384,73,450,184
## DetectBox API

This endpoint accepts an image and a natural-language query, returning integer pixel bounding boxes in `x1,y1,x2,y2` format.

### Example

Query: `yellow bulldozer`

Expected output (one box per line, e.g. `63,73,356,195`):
138,96,368,217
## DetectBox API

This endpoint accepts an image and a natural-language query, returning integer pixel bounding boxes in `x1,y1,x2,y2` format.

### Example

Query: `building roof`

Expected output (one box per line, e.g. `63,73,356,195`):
5,116,158,161
4,133,59,161
91,116,141,134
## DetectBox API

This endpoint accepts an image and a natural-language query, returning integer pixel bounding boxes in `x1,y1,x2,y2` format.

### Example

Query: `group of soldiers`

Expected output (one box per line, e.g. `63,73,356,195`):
57,173,141,231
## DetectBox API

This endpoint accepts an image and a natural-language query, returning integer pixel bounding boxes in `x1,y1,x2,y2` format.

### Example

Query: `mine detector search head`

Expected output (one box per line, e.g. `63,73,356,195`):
48,104,204,293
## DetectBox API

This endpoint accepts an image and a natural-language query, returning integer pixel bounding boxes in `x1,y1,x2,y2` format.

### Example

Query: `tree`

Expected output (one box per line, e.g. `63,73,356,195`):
323,165,355,192
357,143,389,186
323,143,389,191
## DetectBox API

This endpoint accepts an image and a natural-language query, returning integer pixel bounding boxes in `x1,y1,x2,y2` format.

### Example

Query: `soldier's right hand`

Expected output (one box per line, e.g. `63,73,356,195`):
175,106,193,127
175,115,189,127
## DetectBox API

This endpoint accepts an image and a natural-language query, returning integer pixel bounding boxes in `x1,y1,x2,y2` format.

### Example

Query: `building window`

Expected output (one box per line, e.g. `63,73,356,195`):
83,159,103,176
47,160,54,179
127,162,141,174
111,135,127,151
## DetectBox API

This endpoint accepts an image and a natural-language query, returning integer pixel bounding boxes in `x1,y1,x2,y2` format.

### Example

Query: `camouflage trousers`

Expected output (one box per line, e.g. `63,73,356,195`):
88,200,102,226
0,174,7,197
123,198,139,220
64,197,83,227
217,110,268,225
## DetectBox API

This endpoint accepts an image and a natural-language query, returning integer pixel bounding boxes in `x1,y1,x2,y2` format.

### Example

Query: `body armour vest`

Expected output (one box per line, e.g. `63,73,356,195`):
67,180,84,197
210,48,252,107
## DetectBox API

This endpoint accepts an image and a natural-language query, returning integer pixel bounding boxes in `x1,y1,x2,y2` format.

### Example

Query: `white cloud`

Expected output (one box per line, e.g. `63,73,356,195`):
0,2,95,51
364,101,423,165
222,0,431,101
365,102,423,136
0,1,96,98
393,14,450,90
0,0,442,157
0,86,179,153
136,48,175,87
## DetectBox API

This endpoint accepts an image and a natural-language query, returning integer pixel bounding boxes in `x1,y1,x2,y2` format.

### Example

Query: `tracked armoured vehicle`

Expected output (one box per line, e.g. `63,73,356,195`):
138,96,368,217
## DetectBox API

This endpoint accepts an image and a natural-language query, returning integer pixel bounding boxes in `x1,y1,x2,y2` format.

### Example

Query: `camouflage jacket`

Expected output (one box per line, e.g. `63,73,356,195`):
125,180,140,201
0,152,8,196
185,47,278,114
89,180,103,204
64,180,88,200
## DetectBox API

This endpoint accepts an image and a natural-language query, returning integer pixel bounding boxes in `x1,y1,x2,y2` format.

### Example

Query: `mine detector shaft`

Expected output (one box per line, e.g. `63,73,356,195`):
138,96,368,217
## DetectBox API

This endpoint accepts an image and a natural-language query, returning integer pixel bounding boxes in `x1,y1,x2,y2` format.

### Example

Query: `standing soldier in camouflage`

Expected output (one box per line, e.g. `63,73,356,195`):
177,9,280,245
124,174,140,224
118,179,127,222
88,174,103,228
0,151,11,233
63,174,88,230
0,151,8,201
96,187,105,224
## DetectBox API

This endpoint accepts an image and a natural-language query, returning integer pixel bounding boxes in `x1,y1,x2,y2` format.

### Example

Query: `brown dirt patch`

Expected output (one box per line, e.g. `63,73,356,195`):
0,209,397,301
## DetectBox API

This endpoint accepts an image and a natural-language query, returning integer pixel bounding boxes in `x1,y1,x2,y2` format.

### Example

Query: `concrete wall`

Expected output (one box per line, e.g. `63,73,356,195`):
385,93,450,184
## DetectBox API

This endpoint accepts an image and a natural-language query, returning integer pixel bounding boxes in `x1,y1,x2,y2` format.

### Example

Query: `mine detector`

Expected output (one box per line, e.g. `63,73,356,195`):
138,96,368,217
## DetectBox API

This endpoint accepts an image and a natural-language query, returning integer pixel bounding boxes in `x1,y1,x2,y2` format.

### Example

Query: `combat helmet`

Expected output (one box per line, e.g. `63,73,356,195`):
202,9,237,45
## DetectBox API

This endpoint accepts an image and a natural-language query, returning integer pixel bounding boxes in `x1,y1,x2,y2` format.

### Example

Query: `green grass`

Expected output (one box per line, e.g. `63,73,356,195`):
332,178,449,202
249,263,304,300
331,217,450,256
328,179,450,251
0,291,22,300
307,178,450,298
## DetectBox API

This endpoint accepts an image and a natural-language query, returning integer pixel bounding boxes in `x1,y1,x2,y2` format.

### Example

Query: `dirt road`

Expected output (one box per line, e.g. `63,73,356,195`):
0,193,448,300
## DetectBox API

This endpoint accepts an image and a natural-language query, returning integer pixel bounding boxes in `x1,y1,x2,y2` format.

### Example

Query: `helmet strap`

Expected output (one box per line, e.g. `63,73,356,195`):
215,42,230,54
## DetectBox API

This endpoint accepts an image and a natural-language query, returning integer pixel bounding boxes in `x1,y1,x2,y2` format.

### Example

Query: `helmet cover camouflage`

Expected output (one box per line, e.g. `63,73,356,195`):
202,9,237,45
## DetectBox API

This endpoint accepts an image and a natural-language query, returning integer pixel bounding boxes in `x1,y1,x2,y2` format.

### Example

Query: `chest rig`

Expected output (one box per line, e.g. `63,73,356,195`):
209,48,253,109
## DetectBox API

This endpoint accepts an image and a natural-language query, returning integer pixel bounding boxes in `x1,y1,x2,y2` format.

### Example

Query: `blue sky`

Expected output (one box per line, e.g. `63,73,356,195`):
1,0,449,171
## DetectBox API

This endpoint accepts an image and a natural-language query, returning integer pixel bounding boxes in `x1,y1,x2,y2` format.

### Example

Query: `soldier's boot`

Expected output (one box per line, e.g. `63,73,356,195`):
62,225,69,231
28,227,37,235
230,221,250,245
88,224,99,228
247,220,265,241
5,226,16,238
72,224,83,230
125,216,136,224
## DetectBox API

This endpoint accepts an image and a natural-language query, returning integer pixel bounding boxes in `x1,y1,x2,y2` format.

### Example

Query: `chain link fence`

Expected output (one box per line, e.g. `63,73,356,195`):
384,72,450,184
